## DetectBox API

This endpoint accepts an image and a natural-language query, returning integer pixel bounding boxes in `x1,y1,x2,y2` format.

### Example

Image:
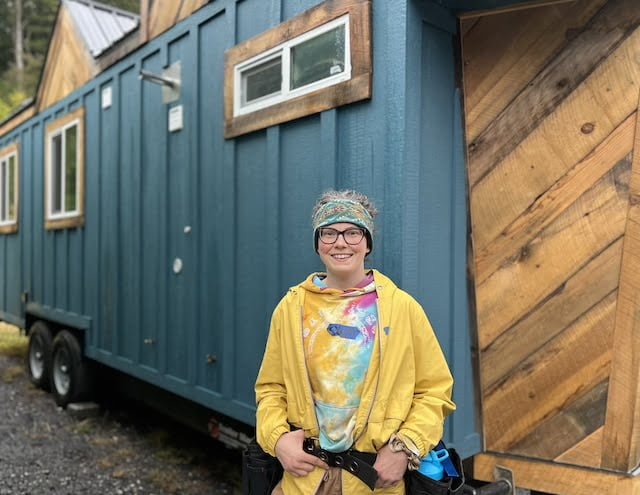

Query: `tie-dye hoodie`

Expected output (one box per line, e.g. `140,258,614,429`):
301,273,378,452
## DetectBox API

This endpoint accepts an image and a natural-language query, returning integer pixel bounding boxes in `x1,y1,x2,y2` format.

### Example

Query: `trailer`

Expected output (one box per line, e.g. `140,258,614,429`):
0,0,639,493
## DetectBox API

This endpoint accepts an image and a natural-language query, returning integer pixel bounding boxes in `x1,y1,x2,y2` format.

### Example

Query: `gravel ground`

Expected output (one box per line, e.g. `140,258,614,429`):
0,352,242,495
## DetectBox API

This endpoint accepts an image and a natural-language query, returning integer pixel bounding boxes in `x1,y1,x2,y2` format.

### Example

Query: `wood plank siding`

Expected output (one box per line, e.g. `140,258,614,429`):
461,0,640,474
146,0,208,40
36,6,96,112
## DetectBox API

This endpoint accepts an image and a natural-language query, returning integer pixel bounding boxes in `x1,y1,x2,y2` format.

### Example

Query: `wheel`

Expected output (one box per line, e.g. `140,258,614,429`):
51,330,93,407
27,321,53,390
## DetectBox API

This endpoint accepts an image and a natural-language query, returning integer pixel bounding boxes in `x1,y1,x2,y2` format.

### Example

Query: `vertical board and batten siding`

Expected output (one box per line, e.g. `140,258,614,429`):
0,0,478,456
405,0,481,456
462,0,640,479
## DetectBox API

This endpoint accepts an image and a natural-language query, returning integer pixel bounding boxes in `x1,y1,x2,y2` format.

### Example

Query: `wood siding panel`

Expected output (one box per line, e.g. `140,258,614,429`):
512,380,609,463
475,113,636,286
37,7,96,111
602,95,640,471
464,0,639,187
462,0,640,472
556,427,605,467
462,0,606,144
148,0,209,40
148,0,182,39
470,27,640,252
483,283,616,450
481,237,623,392
476,161,629,350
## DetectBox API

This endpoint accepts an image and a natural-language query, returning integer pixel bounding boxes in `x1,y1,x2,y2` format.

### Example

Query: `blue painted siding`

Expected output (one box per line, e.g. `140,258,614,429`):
0,0,483,455
403,0,481,458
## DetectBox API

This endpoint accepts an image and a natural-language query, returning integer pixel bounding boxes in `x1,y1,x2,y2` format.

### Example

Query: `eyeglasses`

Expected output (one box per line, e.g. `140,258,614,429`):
318,227,365,245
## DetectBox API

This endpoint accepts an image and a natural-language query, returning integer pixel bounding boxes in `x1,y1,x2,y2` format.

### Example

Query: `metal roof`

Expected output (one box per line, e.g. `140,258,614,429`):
64,0,139,58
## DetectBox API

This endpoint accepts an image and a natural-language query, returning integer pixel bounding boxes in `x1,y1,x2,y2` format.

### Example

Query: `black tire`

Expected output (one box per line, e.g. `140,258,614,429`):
51,330,93,407
27,321,53,390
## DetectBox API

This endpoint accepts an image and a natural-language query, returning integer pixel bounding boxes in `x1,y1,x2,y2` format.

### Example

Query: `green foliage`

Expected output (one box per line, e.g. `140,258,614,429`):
0,86,29,122
107,0,140,13
0,323,27,360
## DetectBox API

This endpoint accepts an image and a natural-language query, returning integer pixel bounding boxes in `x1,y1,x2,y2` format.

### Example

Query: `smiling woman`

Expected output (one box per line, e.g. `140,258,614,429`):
253,190,457,495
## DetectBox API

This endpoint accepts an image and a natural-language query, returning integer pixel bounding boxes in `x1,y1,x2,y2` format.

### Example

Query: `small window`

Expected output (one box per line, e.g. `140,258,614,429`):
241,55,283,107
234,16,350,117
290,21,346,90
0,143,19,235
225,0,371,138
45,108,85,230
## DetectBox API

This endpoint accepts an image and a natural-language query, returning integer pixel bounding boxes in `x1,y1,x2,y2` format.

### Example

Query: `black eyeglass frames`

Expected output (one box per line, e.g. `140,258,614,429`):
318,227,365,245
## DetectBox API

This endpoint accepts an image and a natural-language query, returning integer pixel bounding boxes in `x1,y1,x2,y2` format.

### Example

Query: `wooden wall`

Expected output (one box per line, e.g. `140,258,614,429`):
461,0,640,473
146,0,209,40
36,6,96,112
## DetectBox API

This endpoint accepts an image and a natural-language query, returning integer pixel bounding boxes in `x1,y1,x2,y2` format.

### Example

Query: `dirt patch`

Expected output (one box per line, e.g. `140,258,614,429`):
0,324,242,495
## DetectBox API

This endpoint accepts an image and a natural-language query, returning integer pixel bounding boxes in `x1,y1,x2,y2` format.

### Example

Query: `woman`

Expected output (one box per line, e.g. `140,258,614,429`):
255,190,455,494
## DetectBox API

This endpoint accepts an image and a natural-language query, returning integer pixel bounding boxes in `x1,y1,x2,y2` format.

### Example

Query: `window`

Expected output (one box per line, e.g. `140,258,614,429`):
225,0,371,138
0,143,19,234
234,16,350,116
45,107,85,230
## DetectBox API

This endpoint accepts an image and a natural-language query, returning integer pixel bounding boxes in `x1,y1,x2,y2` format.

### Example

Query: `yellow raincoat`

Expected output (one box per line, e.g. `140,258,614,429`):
255,270,456,494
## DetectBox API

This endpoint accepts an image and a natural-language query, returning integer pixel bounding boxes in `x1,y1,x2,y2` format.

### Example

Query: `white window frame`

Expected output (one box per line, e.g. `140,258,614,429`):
233,14,351,117
0,148,18,228
46,119,80,221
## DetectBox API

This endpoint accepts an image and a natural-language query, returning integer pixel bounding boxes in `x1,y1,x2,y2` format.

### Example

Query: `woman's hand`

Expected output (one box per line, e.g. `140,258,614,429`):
374,443,409,489
275,430,329,477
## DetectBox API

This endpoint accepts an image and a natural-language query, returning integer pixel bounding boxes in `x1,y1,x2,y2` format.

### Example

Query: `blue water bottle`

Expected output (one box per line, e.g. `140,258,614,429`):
417,448,449,480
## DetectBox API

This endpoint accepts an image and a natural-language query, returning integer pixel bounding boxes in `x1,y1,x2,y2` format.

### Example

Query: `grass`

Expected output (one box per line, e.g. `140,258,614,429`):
146,468,185,493
71,418,97,435
97,447,137,470
0,322,28,359
2,364,24,383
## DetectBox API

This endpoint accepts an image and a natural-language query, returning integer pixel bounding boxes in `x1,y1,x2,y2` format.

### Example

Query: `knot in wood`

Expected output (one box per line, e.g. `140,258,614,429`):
580,122,595,134
518,245,530,262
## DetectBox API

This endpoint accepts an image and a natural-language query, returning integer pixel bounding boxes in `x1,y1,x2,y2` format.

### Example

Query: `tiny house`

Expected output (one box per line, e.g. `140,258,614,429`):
0,0,639,493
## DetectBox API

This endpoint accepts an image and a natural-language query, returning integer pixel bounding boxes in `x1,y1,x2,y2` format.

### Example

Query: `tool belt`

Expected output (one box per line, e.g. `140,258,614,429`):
404,443,465,495
242,437,464,495
303,437,378,490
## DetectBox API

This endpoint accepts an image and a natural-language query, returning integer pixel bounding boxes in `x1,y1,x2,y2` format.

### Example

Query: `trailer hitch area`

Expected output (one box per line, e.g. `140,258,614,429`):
493,466,515,495
462,465,514,495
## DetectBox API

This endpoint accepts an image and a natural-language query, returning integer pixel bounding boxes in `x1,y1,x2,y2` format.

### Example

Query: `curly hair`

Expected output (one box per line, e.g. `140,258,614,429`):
311,189,378,234
311,190,378,254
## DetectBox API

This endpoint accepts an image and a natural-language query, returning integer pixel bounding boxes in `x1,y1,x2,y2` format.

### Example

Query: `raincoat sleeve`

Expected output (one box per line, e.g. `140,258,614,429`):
397,299,456,456
255,300,291,456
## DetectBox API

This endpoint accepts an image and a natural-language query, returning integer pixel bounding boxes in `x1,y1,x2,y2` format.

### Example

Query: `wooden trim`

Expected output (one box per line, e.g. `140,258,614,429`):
224,0,372,139
139,0,149,43
0,142,19,235
35,4,63,113
458,0,576,20
44,107,85,231
36,6,96,113
473,453,639,495
601,92,640,472
0,106,35,137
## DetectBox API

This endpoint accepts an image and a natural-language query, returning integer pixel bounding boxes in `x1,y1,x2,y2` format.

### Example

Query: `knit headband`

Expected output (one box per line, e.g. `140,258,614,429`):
312,199,374,233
